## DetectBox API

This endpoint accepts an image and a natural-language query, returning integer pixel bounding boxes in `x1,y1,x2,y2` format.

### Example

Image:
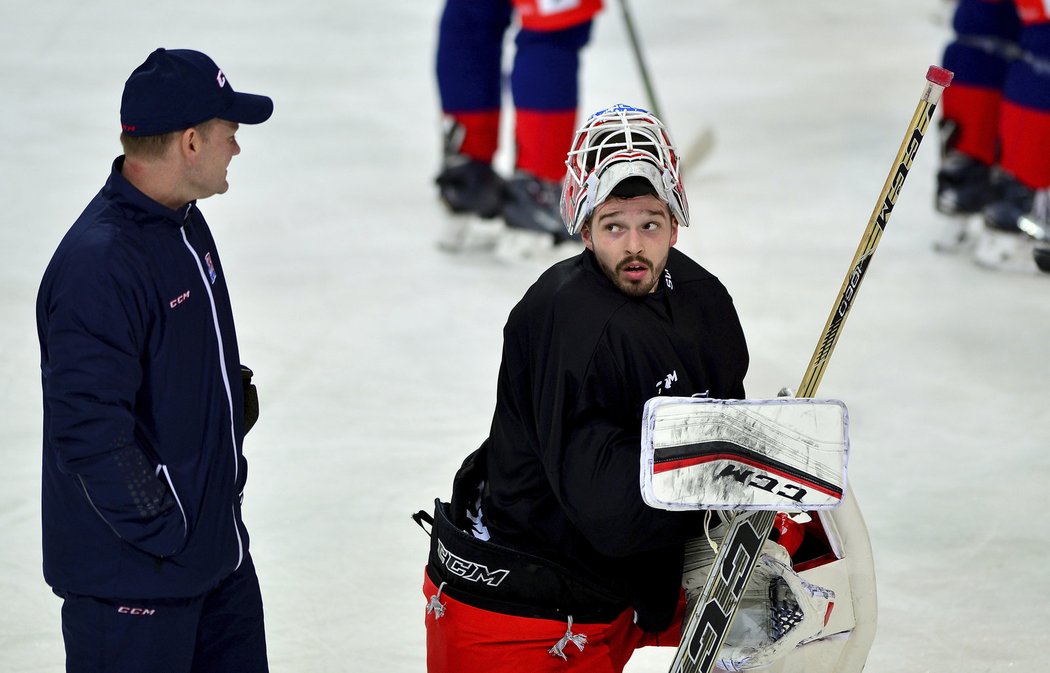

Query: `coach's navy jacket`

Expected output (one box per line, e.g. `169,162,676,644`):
37,157,251,599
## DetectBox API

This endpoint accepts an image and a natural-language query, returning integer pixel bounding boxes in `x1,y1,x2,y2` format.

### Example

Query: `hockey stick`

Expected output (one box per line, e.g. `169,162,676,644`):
616,0,663,120
614,0,715,173
668,65,953,673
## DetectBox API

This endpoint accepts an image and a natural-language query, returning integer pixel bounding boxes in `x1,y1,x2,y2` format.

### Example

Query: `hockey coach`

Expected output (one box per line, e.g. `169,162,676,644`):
36,48,272,672
418,103,750,672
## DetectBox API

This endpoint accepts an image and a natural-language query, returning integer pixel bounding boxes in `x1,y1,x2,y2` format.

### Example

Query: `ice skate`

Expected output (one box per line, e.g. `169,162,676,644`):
973,225,1037,271
434,156,507,253
973,172,1048,273
435,156,506,219
496,171,581,262
1034,244,1050,274
933,151,995,253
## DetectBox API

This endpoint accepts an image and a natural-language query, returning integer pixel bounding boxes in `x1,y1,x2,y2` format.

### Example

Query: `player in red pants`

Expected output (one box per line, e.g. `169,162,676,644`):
434,0,603,245
934,0,1050,272
420,103,725,672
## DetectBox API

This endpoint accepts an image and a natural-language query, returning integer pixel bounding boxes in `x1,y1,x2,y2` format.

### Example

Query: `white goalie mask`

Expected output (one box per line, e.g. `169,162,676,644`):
560,103,689,236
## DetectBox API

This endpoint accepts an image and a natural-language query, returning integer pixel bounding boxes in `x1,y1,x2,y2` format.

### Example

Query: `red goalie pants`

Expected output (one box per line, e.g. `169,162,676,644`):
423,572,685,673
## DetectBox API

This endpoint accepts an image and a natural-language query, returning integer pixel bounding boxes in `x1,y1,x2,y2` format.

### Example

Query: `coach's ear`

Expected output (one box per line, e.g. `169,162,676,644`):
178,125,202,159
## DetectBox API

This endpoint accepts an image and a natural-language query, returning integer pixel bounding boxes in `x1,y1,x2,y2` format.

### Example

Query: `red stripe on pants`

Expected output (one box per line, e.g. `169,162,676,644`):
1000,100,1050,187
941,83,1004,164
512,0,603,31
515,108,578,181
1015,0,1050,23
447,111,501,164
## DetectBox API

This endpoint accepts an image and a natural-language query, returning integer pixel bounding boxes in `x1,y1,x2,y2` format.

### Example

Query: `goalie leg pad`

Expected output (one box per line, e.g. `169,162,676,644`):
682,537,836,672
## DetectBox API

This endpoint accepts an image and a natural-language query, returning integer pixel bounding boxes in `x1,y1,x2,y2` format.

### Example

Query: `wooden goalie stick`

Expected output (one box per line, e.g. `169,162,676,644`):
668,64,954,673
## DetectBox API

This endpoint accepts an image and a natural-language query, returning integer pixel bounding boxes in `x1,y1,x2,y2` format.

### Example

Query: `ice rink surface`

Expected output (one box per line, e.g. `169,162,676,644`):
2,1,1048,671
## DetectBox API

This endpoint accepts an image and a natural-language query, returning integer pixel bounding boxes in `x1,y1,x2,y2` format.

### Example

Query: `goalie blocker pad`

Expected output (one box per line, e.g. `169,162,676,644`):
641,397,849,512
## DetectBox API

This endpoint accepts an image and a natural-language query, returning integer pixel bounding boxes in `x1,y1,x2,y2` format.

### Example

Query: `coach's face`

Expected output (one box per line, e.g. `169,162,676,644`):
583,194,678,297
184,119,241,200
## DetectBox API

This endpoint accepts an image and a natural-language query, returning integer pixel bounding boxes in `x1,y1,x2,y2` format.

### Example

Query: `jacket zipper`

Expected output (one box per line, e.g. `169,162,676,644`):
180,216,244,569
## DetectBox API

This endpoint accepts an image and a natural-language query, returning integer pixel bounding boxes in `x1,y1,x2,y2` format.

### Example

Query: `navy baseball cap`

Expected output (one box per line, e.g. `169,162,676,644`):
120,48,273,136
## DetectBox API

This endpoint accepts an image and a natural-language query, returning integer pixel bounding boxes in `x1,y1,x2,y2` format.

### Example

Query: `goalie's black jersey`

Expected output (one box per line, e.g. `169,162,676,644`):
479,247,748,630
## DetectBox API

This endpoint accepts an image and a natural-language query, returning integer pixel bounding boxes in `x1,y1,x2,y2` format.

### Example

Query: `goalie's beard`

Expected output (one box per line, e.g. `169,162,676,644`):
602,254,659,297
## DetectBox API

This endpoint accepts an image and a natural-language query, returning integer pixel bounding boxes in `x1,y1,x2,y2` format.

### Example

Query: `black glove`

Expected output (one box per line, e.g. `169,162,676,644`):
241,365,259,434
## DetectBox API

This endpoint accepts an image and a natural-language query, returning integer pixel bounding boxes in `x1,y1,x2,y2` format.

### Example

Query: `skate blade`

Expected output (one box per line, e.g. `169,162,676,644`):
972,227,1039,273
932,213,979,254
437,216,504,254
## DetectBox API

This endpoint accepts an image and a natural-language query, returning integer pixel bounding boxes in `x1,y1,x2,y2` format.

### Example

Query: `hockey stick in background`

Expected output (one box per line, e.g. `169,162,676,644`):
615,0,715,173
615,0,664,120
668,65,954,673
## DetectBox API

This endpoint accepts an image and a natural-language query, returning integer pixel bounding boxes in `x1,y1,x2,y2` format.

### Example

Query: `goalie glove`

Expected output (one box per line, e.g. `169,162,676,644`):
683,524,835,672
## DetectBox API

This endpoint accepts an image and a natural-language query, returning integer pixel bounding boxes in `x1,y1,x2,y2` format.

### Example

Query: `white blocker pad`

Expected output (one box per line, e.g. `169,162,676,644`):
641,397,849,511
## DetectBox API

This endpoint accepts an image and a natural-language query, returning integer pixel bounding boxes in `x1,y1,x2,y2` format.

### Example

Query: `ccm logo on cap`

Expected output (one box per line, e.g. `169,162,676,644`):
216,69,226,87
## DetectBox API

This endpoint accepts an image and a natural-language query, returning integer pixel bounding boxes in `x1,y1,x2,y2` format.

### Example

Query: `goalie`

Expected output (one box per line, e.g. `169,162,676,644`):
416,104,876,673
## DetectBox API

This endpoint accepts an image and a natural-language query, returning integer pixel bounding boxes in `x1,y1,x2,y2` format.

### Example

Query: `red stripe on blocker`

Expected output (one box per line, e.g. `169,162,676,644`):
654,453,843,500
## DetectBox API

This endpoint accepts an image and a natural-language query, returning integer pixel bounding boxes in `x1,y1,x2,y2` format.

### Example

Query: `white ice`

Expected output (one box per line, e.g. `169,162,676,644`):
2,1,1048,671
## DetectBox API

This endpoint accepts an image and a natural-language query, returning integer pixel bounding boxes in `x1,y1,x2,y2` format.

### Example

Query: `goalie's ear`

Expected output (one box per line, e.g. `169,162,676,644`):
640,397,849,512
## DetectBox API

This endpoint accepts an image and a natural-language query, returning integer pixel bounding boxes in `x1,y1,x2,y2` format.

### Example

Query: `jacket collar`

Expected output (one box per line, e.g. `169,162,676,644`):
105,156,196,226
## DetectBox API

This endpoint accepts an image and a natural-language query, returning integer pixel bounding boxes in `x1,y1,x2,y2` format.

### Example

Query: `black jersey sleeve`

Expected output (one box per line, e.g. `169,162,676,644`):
539,336,704,558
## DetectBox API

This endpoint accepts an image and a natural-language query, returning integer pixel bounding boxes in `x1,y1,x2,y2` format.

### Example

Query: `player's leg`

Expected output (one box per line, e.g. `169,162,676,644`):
503,0,601,243
57,591,200,673
435,0,514,218
190,553,268,673
934,0,1020,251
982,3,1050,271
